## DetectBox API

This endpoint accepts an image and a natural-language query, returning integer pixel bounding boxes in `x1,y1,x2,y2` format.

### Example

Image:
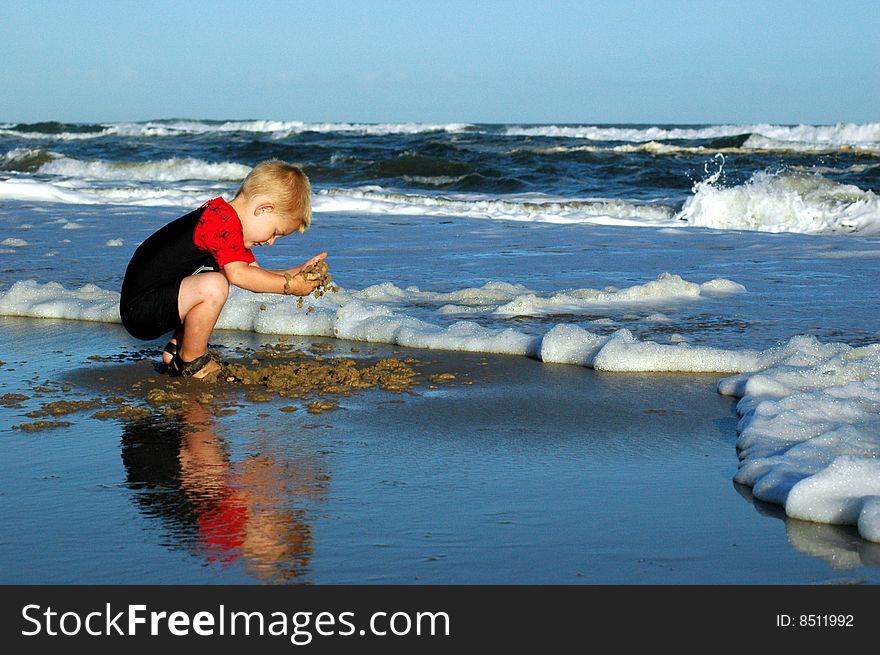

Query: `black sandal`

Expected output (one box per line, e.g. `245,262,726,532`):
169,351,216,378
170,351,241,383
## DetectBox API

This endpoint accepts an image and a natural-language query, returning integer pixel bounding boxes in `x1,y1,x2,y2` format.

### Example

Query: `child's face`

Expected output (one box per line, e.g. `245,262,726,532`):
244,212,302,249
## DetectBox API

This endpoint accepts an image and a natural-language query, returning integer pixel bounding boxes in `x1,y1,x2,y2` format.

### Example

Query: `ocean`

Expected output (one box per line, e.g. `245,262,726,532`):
1,119,879,583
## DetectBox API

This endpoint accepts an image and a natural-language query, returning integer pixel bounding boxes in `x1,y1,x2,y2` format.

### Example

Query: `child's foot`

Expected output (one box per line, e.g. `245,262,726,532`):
170,351,221,380
190,358,222,380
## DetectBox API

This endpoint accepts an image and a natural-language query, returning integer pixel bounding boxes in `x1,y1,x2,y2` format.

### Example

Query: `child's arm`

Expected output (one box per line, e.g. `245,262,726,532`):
223,259,324,296
251,252,328,278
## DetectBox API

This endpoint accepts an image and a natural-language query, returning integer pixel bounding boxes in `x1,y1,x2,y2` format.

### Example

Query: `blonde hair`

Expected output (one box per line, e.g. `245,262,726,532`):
235,160,312,232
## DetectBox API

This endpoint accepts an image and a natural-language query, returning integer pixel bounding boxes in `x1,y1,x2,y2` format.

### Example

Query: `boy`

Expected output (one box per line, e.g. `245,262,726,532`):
120,160,327,380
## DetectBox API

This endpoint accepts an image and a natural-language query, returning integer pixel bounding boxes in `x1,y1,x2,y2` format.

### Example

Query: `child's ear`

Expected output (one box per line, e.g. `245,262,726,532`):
255,202,274,216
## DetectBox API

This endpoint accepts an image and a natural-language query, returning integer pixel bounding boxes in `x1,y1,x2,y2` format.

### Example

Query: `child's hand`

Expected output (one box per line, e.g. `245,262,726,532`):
294,271,323,293
301,252,328,270
285,252,327,280
289,255,333,296
298,259,327,281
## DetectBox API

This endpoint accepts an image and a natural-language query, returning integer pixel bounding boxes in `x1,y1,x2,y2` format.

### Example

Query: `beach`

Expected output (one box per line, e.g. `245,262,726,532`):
1,120,879,584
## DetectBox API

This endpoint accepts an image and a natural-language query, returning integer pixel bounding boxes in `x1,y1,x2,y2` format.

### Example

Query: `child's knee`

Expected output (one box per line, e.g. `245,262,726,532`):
201,273,230,305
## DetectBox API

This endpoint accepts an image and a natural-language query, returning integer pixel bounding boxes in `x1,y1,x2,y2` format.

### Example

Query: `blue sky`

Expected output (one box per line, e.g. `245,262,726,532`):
1,0,877,124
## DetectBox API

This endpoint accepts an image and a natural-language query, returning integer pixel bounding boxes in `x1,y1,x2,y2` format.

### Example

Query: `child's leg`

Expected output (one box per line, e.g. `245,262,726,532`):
176,272,229,377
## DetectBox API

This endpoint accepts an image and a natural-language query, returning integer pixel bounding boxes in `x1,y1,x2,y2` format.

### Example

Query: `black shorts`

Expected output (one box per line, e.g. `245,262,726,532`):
119,206,220,342
120,281,183,341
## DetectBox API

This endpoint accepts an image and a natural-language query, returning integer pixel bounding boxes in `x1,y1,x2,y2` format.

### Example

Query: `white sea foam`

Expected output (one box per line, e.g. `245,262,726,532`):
536,324,764,372
0,128,106,141
331,274,744,321
0,280,120,322
0,178,208,207
107,120,474,138
545,141,716,155
676,169,880,235
1,277,739,362
38,157,251,182
1,238,29,247
331,299,542,355
717,341,880,542
592,333,763,373
741,135,880,154
527,138,880,156
747,123,880,147
506,124,753,141
1,120,474,140
354,280,532,307
493,273,745,316
314,187,676,225
262,121,474,137
505,122,880,149
0,273,746,358
0,179,97,204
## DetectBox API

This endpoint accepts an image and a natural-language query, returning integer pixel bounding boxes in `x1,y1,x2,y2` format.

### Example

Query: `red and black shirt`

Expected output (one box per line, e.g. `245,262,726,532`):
120,197,254,338
193,197,255,269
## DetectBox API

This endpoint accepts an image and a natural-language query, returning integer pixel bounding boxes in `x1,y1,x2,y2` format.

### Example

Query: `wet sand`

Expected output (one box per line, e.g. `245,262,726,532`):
2,316,880,584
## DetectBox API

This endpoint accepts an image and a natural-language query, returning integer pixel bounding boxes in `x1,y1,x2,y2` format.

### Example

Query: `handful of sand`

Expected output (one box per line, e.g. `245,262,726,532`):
295,260,339,310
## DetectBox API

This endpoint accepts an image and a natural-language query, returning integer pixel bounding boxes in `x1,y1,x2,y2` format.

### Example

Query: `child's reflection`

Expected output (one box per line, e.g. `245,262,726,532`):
120,398,323,582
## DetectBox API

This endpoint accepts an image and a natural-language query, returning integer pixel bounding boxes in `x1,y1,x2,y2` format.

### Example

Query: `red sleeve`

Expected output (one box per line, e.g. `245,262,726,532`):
193,198,256,269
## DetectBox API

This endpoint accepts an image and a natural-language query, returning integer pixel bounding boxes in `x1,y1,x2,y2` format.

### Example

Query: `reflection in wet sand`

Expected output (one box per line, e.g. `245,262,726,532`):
734,482,880,570
121,398,325,582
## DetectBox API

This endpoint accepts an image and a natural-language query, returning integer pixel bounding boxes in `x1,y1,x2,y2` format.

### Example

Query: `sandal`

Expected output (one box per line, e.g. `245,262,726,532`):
170,351,241,383
169,351,217,379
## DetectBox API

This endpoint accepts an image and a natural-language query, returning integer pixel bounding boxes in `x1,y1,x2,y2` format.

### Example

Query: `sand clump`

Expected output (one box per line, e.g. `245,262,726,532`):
224,352,423,398
295,260,339,311
146,388,186,407
9,340,464,429
307,400,339,414
26,399,102,418
2,393,29,408
146,347,444,416
170,344,436,414
13,420,73,431
91,405,152,421
9,384,152,430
